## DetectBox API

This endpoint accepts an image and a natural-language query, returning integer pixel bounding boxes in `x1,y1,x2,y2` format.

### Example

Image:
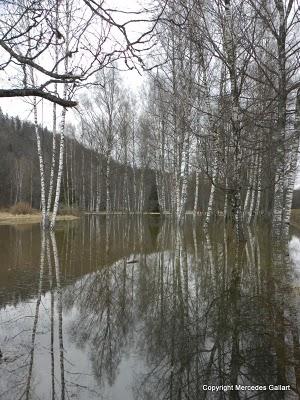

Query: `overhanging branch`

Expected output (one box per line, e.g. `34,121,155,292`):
0,88,77,107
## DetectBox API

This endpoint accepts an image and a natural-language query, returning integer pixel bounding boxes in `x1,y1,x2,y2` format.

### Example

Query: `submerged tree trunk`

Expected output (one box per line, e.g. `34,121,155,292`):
106,152,111,213
282,89,300,230
51,107,67,229
205,169,217,226
272,0,288,235
193,171,199,217
224,0,244,239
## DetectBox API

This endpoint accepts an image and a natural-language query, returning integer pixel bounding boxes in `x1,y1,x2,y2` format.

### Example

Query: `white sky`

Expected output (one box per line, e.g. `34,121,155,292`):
0,67,145,127
0,0,149,127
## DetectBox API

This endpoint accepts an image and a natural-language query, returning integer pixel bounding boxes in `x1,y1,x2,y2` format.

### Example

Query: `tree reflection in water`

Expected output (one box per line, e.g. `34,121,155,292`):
0,216,300,399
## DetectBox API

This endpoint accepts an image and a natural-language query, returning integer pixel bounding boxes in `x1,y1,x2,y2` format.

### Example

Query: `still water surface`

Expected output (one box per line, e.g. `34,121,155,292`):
1,216,300,399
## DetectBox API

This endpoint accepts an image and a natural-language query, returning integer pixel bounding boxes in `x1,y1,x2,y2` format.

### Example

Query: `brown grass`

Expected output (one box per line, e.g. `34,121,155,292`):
0,211,79,226
10,202,34,215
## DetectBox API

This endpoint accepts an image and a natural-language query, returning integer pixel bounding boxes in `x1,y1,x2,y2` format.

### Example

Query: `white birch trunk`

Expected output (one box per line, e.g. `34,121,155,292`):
247,155,260,225
243,152,254,220
224,0,244,238
47,1,59,214
155,170,162,211
33,98,49,228
96,163,100,212
272,1,288,235
65,141,70,207
224,179,228,221
70,140,74,206
193,171,199,217
51,108,67,228
247,183,256,225
89,153,93,211
50,0,70,229
106,154,111,213
47,102,57,213
283,89,300,227
81,150,85,209
205,164,217,226
139,169,145,212
254,155,262,222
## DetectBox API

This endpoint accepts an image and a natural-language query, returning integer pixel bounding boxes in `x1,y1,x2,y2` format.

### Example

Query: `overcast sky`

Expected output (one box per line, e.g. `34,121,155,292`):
0,0,148,126
0,67,145,126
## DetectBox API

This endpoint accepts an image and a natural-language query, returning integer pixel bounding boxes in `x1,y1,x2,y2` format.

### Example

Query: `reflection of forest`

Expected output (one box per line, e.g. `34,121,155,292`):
64,219,300,399
0,216,161,308
1,217,300,399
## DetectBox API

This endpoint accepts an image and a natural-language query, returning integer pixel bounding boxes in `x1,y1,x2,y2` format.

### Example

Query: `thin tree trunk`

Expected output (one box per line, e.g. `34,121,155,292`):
33,98,49,228
50,0,70,229
205,169,217,226
51,107,67,228
47,0,58,213
283,89,300,228
254,155,262,223
193,171,199,217
106,153,111,213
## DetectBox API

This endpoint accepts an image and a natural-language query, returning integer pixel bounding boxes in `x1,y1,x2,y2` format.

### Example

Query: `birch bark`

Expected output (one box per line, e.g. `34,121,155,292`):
47,0,59,214
50,0,70,229
283,89,300,228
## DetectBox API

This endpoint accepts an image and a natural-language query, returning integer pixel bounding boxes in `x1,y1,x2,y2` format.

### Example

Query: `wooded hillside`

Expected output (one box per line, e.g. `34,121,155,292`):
0,111,160,212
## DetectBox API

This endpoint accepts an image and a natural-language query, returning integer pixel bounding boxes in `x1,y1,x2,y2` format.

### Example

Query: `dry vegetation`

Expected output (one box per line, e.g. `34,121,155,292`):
10,202,34,215
0,204,80,226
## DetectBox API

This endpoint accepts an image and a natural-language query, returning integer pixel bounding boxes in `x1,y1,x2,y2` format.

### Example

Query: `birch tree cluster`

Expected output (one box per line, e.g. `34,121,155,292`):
1,0,300,237
140,0,300,237
0,0,162,228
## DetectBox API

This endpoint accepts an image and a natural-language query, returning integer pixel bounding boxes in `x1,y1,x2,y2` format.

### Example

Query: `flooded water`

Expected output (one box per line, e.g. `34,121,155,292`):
1,216,300,399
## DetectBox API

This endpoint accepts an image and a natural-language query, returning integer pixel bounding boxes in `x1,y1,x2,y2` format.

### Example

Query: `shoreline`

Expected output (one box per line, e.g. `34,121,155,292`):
0,209,299,227
0,212,79,226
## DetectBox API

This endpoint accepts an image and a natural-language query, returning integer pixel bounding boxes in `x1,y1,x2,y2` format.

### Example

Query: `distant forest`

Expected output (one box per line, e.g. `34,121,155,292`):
0,111,226,213
1,110,300,214
0,111,156,212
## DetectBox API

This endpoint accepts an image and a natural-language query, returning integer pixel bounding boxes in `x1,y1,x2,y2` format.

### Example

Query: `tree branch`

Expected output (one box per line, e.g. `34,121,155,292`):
0,88,77,107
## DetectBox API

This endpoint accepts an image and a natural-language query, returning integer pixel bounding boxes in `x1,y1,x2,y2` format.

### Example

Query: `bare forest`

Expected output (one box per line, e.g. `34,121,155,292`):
0,0,299,239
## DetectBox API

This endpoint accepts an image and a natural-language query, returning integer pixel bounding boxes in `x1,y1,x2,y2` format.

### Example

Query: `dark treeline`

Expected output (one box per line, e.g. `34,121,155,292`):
1,109,300,216
0,111,160,212
0,109,227,213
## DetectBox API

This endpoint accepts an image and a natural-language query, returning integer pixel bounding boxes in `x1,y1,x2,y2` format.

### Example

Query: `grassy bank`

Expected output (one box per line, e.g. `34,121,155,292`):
0,211,79,226
1,209,299,227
